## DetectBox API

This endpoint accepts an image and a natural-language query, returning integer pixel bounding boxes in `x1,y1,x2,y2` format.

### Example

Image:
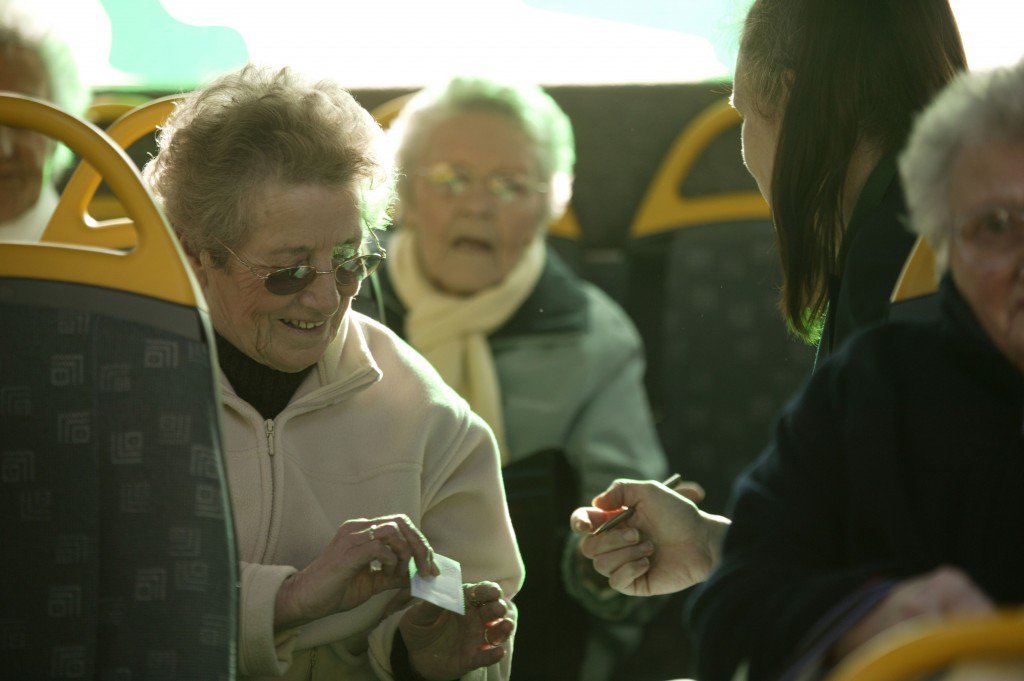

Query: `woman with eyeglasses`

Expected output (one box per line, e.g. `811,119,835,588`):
144,65,522,681
362,77,672,680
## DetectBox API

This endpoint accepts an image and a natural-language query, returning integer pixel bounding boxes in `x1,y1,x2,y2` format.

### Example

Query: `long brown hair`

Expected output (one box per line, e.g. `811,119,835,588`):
739,0,966,340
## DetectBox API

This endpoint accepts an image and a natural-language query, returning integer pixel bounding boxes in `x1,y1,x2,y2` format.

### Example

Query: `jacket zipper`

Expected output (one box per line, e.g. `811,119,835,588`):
308,646,319,680
263,419,276,563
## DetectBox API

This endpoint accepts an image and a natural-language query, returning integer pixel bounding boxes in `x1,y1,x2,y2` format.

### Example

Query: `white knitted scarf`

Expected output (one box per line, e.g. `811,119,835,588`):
388,230,546,463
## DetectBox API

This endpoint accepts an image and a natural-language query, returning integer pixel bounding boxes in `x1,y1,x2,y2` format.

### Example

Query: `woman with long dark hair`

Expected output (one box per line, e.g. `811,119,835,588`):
733,0,966,355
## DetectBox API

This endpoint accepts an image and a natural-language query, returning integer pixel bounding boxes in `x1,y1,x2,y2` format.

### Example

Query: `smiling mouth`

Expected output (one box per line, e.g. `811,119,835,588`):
281,319,326,331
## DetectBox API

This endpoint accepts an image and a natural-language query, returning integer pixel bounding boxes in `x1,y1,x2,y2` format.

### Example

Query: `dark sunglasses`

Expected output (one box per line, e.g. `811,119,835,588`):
218,234,386,296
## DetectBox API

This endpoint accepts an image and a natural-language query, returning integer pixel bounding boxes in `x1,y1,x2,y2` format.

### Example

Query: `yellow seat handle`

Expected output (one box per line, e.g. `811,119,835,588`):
890,236,939,303
630,98,769,239
826,610,1024,681
43,95,180,250
0,92,198,307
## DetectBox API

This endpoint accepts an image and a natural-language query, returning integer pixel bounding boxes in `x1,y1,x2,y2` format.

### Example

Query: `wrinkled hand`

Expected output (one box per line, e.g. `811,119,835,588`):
275,515,438,629
570,478,729,597
399,581,513,681
832,566,995,661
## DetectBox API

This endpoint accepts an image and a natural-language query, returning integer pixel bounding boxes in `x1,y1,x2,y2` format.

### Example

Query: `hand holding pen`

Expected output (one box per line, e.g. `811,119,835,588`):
570,475,731,597
591,473,685,535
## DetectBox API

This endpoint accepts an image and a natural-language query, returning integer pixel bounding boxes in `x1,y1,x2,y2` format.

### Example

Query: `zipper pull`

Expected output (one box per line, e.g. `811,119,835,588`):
266,420,275,456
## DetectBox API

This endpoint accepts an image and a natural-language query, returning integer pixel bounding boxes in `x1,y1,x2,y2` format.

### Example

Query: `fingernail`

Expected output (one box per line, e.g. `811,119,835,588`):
624,529,639,542
641,541,654,554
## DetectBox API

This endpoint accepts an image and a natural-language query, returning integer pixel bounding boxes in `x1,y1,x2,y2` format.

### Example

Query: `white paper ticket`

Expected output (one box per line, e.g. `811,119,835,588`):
409,552,465,616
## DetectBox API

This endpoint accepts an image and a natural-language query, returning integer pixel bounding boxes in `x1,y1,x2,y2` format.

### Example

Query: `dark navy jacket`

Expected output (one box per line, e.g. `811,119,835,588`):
819,158,916,361
691,276,1024,681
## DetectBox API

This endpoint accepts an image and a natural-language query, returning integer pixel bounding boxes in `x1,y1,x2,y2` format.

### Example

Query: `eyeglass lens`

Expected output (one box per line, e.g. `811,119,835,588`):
263,254,383,296
422,162,541,202
960,207,1024,253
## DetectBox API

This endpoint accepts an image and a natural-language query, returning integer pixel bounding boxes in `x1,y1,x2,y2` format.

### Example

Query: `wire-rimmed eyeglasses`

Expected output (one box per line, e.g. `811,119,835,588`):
217,231,386,296
954,205,1024,267
416,161,548,204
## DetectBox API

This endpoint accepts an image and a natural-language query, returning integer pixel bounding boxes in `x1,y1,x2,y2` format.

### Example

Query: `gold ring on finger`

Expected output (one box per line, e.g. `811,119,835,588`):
483,626,496,647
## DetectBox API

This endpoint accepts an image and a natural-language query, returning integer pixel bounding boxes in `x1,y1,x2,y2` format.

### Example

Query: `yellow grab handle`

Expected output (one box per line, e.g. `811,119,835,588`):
43,95,180,250
0,92,198,307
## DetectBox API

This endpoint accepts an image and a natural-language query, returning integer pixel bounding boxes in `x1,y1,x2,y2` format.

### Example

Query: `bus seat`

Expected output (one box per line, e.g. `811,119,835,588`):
825,610,1024,681
888,236,940,322
624,96,813,515
44,95,180,250
369,91,414,129
630,99,770,239
86,92,154,127
0,93,237,680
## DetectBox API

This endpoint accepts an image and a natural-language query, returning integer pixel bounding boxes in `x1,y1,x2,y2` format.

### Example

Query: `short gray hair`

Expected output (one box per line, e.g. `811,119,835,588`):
388,76,575,219
899,60,1024,271
145,65,394,265
0,3,89,176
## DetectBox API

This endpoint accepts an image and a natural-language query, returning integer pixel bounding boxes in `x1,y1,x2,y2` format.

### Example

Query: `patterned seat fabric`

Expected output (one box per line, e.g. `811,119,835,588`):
627,219,815,515
1,279,237,680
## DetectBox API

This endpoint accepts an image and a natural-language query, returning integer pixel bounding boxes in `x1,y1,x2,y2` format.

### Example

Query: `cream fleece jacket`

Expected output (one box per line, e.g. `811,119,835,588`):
218,311,524,680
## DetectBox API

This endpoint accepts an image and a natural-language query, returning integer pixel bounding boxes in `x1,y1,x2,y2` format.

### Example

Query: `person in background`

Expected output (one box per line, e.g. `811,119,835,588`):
689,58,1024,680
571,0,968,630
145,64,522,681
0,2,88,240
366,76,670,680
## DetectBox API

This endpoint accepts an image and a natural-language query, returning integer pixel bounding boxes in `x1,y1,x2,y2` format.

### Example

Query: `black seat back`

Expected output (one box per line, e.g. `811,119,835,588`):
0,92,236,680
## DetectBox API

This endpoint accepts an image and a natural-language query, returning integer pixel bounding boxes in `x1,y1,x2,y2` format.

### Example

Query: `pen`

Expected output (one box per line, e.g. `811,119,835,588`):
591,473,683,535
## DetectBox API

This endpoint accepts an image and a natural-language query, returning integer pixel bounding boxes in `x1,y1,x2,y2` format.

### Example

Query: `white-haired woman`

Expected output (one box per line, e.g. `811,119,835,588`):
688,61,1024,681
0,4,89,239
365,77,670,680
146,65,522,681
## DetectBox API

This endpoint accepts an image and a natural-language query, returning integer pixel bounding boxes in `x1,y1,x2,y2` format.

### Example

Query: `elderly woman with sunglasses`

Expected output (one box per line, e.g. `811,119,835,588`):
687,61,1024,681
361,77,670,680
145,65,522,681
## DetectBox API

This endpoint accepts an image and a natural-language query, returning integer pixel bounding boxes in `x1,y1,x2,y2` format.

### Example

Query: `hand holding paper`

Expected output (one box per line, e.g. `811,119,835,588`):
399,552,515,679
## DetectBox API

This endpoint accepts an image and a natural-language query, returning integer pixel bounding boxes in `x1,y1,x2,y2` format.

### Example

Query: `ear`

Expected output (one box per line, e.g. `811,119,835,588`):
781,68,795,102
392,199,412,231
179,238,210,288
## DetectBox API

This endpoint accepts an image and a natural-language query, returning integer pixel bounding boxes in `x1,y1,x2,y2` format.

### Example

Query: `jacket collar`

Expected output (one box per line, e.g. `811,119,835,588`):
218,312,383,417
491,245,589,339
939,274,1024,401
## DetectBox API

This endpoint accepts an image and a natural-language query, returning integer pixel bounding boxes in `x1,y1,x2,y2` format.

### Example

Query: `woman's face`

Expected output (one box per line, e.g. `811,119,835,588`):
192,183,364,372
947,138,1024,372
0,47,52,222
732,64,781,203
402,110,548,296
